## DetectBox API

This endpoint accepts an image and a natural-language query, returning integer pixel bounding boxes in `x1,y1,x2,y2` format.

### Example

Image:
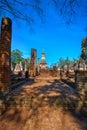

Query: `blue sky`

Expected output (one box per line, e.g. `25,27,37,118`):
11,15,87,66
1,0,87,66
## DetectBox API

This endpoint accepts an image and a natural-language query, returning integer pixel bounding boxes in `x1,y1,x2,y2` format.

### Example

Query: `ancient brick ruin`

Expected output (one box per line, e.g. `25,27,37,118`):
0,17,12,94
75,71,87,114
75,71,87,96
29,48,37,77
39,51,47,71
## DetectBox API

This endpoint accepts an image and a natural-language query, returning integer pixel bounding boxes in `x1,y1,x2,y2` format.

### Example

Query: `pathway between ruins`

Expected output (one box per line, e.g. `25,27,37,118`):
0,78,87,130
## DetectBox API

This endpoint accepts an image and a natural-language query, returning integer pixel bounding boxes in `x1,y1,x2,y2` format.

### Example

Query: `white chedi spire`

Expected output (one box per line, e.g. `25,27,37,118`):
39,50,47,70
42,50,46,64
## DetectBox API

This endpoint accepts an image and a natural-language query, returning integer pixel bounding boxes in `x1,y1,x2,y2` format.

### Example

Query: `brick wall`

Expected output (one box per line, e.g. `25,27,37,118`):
75,71,87,89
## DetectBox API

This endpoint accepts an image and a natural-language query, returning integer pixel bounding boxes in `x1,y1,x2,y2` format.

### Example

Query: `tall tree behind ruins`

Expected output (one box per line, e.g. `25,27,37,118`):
81,37,87,63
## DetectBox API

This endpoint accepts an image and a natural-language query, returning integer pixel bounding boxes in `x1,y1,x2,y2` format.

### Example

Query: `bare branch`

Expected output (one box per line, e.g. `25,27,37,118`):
0,0,86,24
14,0,35,7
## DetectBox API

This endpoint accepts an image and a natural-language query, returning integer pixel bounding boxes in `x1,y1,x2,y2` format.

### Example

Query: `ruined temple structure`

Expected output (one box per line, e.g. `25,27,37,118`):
24,59,29,78
29,48,37,77
14,62,23,74
11,63,14,72
0,17,12,94
39,51,47,71
24,59,28,72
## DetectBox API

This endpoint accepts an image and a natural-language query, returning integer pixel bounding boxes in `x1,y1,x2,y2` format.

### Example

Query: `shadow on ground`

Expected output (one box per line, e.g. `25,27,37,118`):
0,79,87,130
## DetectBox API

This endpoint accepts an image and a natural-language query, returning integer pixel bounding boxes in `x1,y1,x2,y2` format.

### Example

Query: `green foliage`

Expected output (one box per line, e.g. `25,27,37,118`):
58,57,80,68
65,57,71,66
11,49,23,66
11,49,30,69
58,58,65,68
22,58,30,70
73,57,79,64
58,57,72,68
81,37,87,63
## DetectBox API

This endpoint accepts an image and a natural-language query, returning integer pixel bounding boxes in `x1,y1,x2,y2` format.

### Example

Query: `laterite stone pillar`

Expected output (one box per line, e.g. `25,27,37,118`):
0,17,12,95
29,48,37,77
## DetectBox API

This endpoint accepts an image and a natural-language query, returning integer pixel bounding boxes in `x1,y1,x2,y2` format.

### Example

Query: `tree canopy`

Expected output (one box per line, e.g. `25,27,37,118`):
58,56,80,68
81,37,87,63
11,49,23,66
0,0,86,24
11,49,30,69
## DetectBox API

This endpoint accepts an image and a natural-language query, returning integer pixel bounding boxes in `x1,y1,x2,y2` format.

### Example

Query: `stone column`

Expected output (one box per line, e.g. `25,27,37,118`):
33,49,37,76
37,58,40,75
0,17,12,94
29,48,37,77
24,59,28,72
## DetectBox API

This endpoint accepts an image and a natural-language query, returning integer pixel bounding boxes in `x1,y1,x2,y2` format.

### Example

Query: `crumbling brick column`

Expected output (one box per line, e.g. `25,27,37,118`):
29,48,37,77
0,17,12,94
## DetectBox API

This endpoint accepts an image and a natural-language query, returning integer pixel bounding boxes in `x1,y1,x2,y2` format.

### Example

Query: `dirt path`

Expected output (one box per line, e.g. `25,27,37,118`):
0,79,86,130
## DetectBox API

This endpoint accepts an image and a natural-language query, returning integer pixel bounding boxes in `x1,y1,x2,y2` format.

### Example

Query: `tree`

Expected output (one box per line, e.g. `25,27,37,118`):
58,57,72,68
58,58,65,68
65,57,71,66
81,37,87,63
11,49,30,69
73,57,79,64
58,57,80,68
0,0,45,23
11,49,23,66
0,0,86,24
22,57,30,70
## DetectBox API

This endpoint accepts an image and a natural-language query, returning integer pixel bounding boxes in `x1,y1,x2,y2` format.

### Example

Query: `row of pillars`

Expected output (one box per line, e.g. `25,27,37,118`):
0,17,38,115
0,18,37,94
0,17,37,96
